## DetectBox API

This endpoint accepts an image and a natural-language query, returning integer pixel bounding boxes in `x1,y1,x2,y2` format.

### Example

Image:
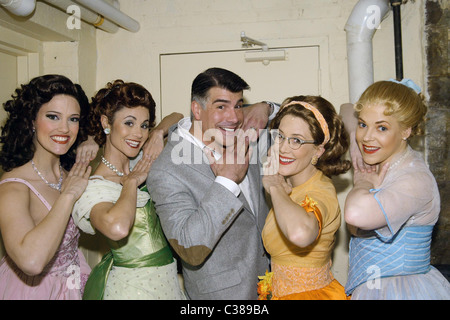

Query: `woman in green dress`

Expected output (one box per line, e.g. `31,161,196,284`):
72,80,185,299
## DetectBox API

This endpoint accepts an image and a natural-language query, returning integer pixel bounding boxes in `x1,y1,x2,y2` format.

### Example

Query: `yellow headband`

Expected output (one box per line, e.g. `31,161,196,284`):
282,101,330,146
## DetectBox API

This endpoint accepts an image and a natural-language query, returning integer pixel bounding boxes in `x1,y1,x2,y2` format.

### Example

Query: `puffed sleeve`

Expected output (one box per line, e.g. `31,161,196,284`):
371,169,438,239
72,177,151,235
72,178,122,235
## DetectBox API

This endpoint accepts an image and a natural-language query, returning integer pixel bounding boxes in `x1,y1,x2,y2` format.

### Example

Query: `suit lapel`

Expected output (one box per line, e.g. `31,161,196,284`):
168,127,215,180
246,163,261,215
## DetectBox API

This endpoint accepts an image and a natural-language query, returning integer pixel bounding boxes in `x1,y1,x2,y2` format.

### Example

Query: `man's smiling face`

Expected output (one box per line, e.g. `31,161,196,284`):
192,86,244,149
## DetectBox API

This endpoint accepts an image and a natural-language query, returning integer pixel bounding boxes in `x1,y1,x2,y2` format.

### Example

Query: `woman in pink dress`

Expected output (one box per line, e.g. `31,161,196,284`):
0,74,92,299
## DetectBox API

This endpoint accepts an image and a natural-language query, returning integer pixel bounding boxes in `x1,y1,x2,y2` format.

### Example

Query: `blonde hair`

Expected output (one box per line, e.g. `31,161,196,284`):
355,81,427,137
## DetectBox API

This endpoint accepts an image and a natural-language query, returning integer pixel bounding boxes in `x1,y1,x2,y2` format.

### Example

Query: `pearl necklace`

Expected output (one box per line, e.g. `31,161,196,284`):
31,160,63,191
101,156,125,177
387,150,408,172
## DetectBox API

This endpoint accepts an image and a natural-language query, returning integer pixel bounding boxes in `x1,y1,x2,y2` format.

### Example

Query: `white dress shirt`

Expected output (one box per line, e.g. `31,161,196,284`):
177,117,256,214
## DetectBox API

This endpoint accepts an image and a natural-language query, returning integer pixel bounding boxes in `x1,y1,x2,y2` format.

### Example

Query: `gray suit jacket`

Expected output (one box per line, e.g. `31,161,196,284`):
147,125,270,300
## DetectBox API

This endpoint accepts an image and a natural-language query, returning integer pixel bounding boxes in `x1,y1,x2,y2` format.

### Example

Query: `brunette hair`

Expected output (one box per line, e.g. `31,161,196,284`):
270,95,351,177
355,80,427,137
191,67,250,108
0,74,90,172
89,80,156,146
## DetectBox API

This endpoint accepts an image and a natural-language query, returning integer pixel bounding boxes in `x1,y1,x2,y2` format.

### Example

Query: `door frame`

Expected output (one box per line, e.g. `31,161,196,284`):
0,26,41,86
151,36,330,121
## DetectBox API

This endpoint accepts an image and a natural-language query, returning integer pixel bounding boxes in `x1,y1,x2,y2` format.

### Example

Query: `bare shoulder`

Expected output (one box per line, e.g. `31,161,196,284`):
0,168,32,213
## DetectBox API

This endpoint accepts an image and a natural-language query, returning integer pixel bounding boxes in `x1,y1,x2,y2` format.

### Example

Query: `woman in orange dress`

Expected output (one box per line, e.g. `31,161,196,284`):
259,95,350,300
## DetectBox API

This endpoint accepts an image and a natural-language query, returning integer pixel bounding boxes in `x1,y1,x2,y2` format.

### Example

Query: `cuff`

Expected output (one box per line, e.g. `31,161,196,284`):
215,176,241,197
264,101,281,121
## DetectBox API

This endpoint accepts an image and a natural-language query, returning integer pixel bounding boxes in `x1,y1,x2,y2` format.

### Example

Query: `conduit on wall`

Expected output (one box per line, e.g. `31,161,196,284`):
43,0,119,33
345,0,390,103
390,0,404,80
74,0,140,32
0,0,140,33
0,0,36,16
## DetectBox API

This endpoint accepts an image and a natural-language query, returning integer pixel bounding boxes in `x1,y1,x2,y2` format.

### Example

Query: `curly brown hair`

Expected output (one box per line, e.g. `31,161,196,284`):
0,74,90,172
89,80,156,146
270,95,351,177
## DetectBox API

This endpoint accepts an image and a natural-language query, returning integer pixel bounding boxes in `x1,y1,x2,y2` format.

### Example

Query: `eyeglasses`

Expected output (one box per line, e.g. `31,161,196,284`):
270,130,316,150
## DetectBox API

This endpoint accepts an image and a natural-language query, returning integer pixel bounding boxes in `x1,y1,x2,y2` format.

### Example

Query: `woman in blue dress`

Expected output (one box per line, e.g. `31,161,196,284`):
342,80,450,299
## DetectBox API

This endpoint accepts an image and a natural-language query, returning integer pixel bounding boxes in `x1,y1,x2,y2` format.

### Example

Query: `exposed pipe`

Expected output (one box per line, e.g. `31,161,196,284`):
74,0,140,32
0,0,36,16
345,0,390,103
390,0,403,80
42,0,119,33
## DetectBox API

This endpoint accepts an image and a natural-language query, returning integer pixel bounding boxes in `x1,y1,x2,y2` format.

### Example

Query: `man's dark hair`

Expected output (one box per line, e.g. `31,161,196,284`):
191,67,250,107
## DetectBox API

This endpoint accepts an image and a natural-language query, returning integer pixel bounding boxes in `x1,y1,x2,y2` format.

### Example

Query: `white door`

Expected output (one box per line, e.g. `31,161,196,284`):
159,46,320,117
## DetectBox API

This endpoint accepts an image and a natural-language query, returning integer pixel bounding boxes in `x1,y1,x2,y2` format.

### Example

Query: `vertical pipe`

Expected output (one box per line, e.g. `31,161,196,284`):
345,0,390,103
390,0,403,80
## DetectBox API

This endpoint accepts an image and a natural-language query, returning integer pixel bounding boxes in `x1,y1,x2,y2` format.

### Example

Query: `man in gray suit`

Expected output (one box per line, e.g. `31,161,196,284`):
147,68,276,299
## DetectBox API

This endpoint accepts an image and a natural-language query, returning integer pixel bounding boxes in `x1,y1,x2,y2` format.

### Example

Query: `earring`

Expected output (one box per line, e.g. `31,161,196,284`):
311,155,318,166
402,137,407,141
104,128,110,135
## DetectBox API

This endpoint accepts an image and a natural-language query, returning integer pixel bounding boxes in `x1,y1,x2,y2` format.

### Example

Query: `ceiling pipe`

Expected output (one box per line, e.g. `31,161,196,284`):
345,0,390,103
42,0,119,33
74,0,139,32
0,0,36,16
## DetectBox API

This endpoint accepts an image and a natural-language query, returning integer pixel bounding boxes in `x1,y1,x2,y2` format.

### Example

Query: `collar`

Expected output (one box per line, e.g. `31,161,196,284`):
177,117,222,161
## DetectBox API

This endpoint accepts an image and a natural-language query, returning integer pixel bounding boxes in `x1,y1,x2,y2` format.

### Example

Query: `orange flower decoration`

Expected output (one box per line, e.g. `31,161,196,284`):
257,270,274,300
301,195,323,239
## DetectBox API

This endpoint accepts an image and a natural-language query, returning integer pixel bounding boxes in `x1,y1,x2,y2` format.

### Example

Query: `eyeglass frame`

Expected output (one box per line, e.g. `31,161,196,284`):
270,129,316,150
